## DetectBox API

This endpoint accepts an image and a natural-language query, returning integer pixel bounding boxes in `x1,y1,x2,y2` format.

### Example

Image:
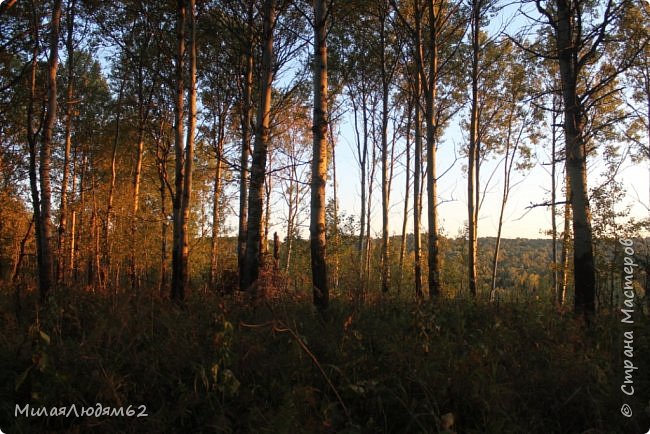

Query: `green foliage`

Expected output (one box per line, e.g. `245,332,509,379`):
1,289,648,433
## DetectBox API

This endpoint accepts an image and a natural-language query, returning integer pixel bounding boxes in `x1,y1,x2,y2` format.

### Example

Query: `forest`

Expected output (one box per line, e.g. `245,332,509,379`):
1,0,649,432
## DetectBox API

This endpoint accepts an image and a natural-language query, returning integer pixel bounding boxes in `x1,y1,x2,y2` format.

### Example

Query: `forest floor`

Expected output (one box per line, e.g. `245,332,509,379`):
1,287,649,433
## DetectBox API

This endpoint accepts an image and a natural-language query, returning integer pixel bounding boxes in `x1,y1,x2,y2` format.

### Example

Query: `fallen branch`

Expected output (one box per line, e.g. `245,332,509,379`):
240,319,351,420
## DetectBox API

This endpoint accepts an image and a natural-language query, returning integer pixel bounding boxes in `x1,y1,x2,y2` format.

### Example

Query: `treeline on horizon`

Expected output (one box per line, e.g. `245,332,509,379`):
3,208,649,309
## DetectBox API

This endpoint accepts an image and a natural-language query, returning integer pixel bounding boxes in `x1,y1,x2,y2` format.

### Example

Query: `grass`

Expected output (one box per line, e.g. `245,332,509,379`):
0,286,648,433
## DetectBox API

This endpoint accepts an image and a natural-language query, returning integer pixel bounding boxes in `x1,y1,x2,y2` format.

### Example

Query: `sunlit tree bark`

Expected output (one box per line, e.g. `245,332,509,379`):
171,0,196,302
241,0,275,293
37,0,62,300
57,0,75,283
311,0,329,311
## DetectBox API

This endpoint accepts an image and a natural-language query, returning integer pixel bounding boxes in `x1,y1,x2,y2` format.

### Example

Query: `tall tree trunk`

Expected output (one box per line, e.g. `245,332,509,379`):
555,0,596,316
104,77,124,289
37,0,62,300
76,153,87,281
467,0,480,298
69,210,76,277
551,93,560,305
130,75,154,290
413,66,423,299
156,120,171,296
69,144,78,277
398,103,411,294
329,121,340,291
489,109,521,301
560,164,572,306
210,115,225,287
57,0,75,284
425,0,441,298
130,137,145,290
380,6,391,294
171,0,187,302
181,0,197,298
90,170,102,288
365,133,378,291
311,0,329,311
412,9,424,299
241,0,275,293
238,3,254,289
27,4,44,297
351,90,369,289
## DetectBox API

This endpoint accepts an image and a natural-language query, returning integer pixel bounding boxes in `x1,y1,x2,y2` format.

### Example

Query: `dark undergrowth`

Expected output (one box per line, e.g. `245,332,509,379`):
0,286,649,433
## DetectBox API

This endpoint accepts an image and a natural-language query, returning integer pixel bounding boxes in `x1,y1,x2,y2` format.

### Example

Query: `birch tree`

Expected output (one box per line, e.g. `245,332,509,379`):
171,0,197,302
34,0,62,300
532,0,639,315
311,0,329,311
241,0,276,293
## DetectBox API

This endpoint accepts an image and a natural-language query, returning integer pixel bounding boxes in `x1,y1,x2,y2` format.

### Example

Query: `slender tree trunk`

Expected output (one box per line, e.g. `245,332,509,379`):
560,164,572,305
210,116,225,287
285,172,295,273
127,37,158,290
156,122,170,296
551,94,560,304
180,0,197,298
490,190,506,301
380,8,391,294
104,77,124,289
238,4,254,289
69,210,76,277
555,0,596,316
398,103,411,294
273,232,280,271
57,0,75,284
352,90,369,288
130,135,145,290
489,110,520,301
69,144,78,277
76,153,87,282
171,0,187,302
241,0,275,293
467,0,480,298
37,0,62,300
412,10,424,299
311,0,329,311
413,106,423,299
423,0,441,298
27,5,44,297
89,171,101,288
365,131,378,292
263,152,273,255
329,121,340,291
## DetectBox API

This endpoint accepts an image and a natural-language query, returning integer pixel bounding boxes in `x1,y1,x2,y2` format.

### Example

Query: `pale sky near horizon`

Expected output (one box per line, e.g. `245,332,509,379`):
313,113,650,241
